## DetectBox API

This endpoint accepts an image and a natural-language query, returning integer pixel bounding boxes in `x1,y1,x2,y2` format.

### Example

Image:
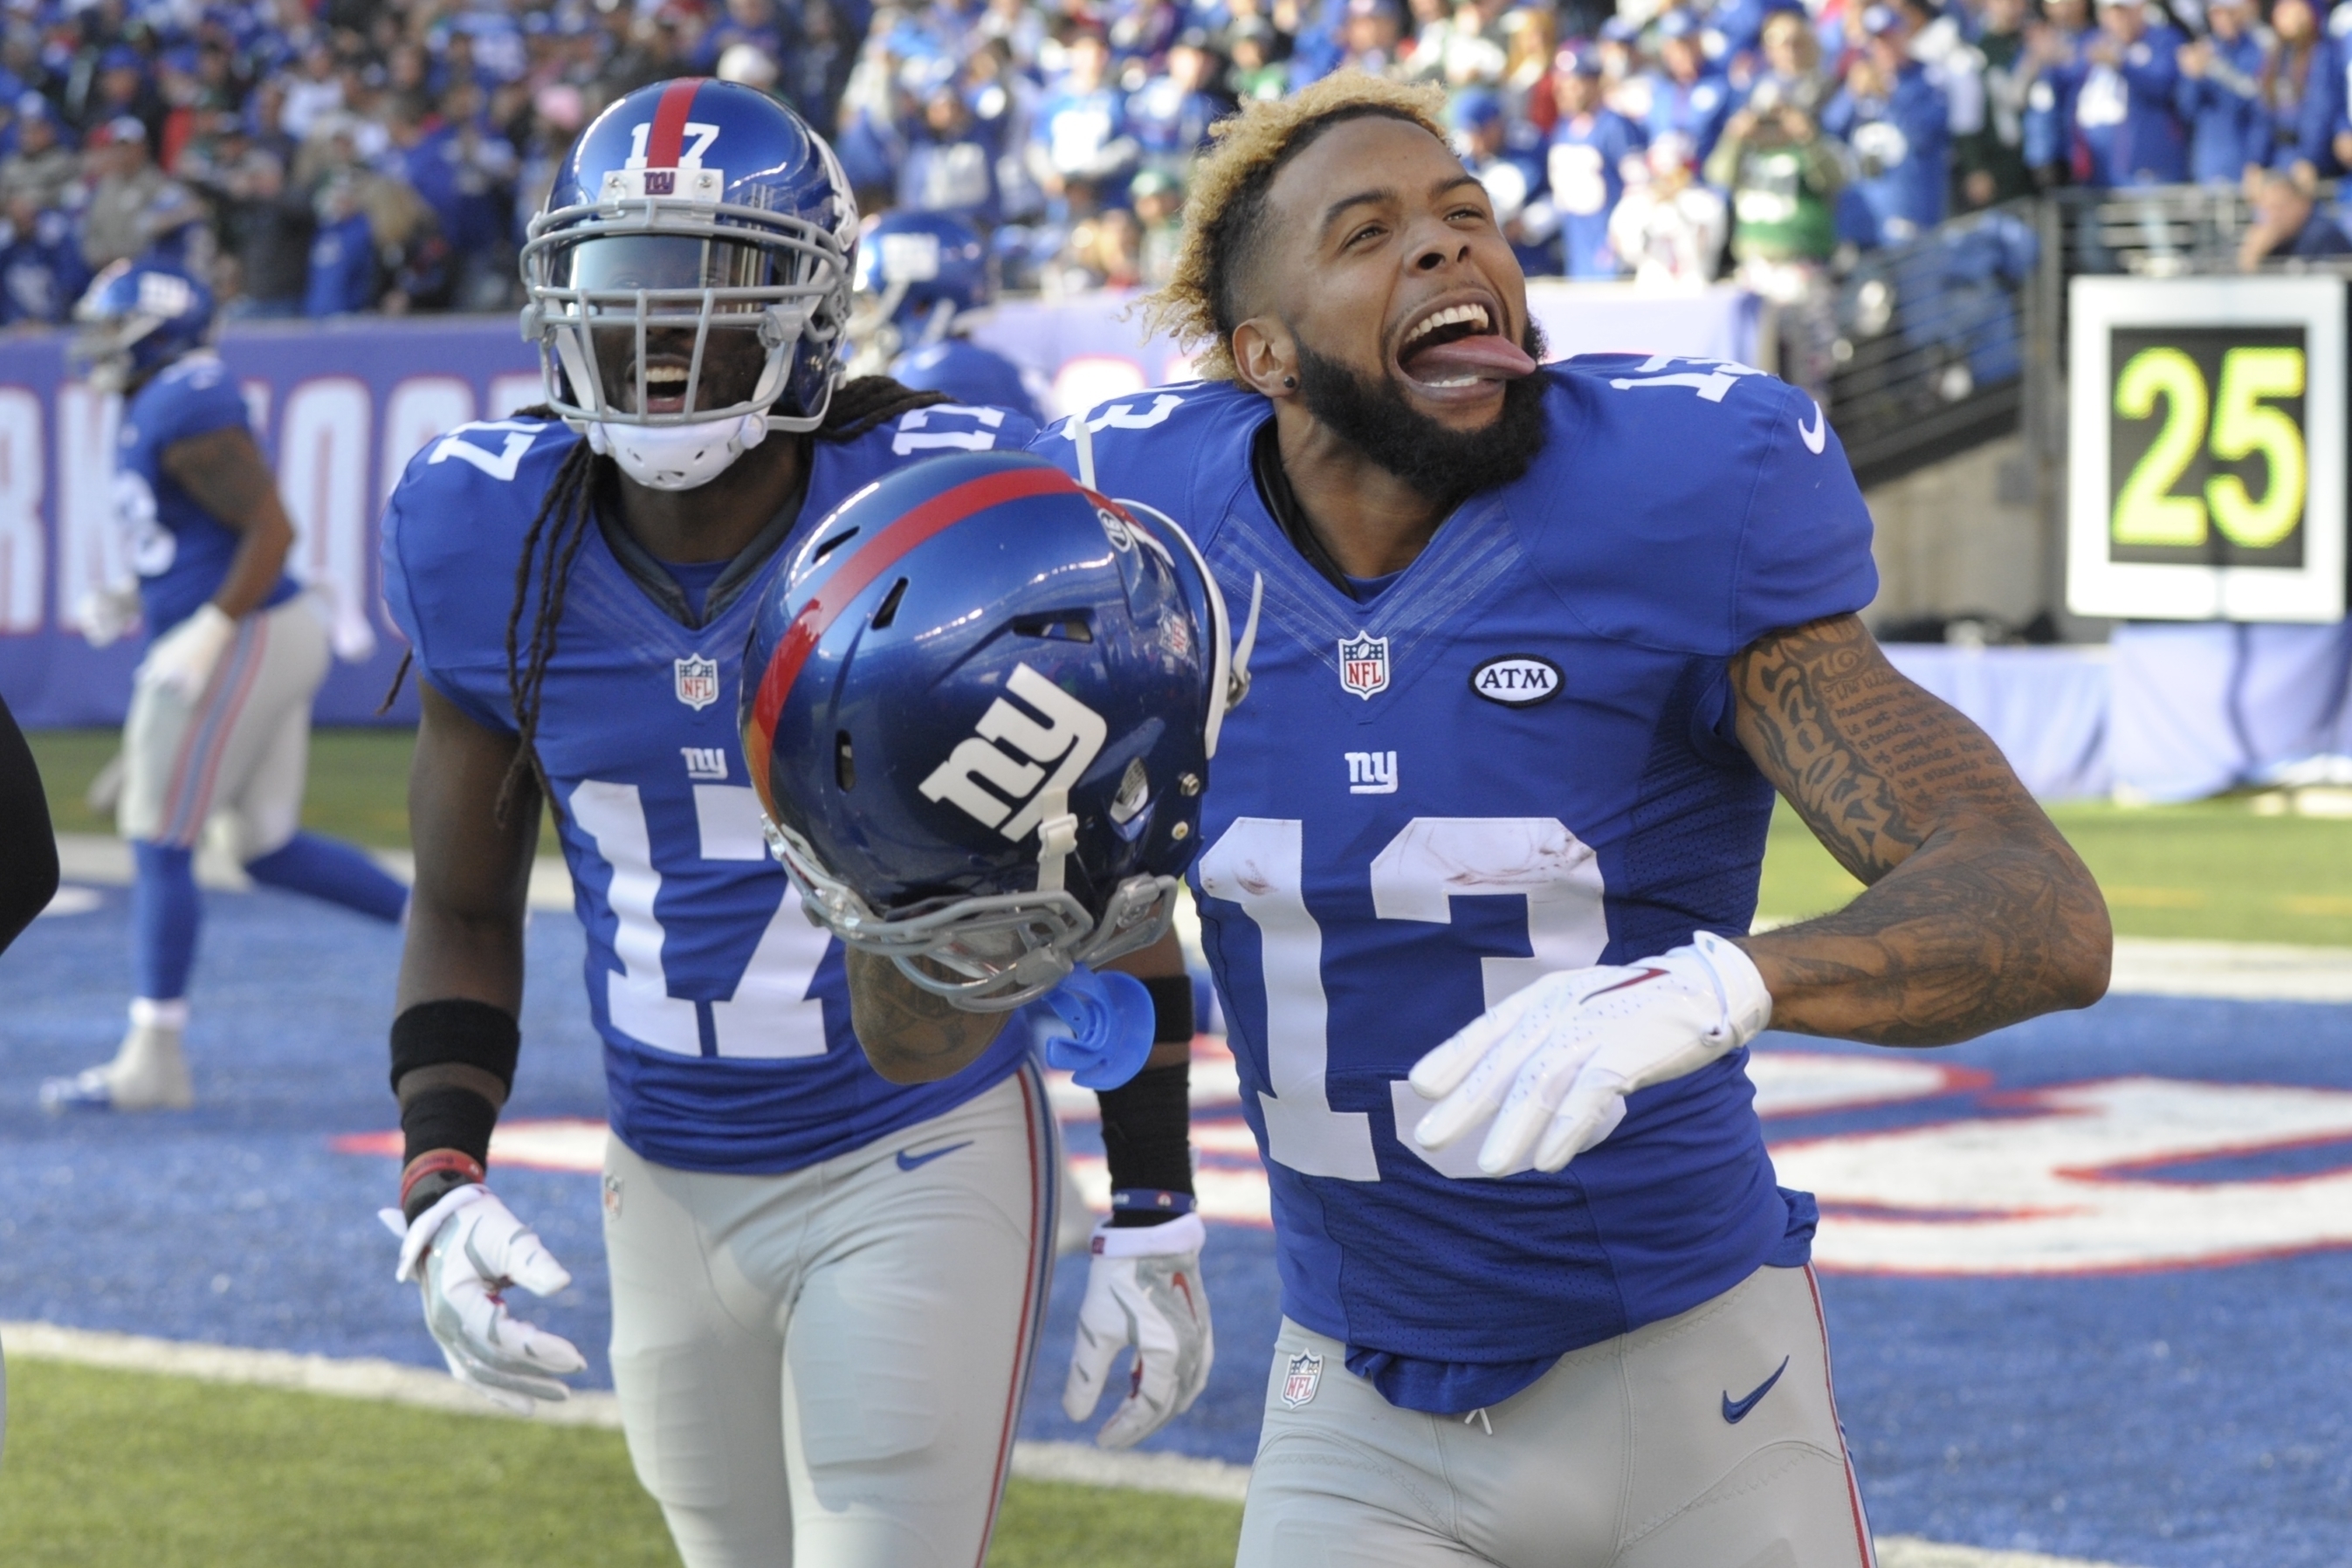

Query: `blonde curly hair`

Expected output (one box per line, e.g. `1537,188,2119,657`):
1139,73,1451,381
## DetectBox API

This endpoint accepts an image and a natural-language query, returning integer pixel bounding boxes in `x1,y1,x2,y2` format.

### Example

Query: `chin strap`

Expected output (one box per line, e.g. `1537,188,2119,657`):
1033,787,1078,895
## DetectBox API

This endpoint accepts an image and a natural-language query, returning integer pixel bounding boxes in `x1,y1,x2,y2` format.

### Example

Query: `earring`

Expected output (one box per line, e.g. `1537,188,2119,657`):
1283,375,1296,389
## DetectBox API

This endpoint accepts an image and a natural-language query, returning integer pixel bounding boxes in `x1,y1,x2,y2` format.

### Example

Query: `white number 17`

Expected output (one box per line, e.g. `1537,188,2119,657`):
1196,815,1608,1183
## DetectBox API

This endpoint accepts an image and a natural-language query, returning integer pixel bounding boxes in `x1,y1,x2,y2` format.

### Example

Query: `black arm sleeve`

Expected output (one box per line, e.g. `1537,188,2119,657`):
0,692,58,957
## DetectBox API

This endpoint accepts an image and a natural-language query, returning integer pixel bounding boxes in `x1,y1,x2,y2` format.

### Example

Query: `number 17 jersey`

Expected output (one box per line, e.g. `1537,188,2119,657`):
1036,362,1877,1413
383,404,1041,1175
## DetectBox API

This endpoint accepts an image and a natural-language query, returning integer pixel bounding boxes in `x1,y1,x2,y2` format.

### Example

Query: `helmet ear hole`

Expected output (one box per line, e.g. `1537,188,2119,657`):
835,732,856,791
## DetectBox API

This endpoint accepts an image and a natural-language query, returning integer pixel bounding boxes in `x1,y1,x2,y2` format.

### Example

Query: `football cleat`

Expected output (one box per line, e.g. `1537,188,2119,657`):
40,1019,194,1113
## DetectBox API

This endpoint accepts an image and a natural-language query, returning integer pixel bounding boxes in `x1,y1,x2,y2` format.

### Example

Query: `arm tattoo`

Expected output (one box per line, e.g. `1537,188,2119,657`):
1733,615,2110,1047
162,427,282,530
845,950,1009,1083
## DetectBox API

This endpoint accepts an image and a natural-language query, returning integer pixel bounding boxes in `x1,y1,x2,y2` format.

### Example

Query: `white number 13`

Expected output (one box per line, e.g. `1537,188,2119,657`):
1197,815,1607,1183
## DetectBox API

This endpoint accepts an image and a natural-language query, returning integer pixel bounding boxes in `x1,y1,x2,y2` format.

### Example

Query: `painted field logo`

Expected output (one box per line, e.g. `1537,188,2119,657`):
674,655,720,711
1338,632,1390,699
1469,655,1561,707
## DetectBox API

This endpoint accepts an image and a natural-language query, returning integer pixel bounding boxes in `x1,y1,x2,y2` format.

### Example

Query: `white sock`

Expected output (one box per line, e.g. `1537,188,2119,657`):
129,997,189,1032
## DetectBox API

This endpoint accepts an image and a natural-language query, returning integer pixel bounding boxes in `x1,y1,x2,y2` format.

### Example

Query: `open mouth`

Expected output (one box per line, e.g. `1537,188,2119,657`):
1393,296,1537,394
638,360,691,414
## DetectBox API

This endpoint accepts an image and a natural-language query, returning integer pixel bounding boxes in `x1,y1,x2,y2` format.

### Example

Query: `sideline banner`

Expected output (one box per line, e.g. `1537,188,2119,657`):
0,285,1760,729
0,316,542,729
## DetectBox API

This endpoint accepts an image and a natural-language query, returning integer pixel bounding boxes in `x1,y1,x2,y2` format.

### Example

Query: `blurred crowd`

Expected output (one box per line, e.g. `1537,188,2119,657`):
3,0,2349,330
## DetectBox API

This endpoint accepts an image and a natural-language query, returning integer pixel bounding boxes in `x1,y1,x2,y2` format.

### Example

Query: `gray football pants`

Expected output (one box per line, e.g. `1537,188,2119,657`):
117,590,328,856
602,1063,1059,1568
1238,1264,1877,1568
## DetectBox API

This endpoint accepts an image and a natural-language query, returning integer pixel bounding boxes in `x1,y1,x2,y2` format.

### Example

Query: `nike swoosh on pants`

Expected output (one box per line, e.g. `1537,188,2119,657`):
1721,1355,1791,1424
897,1139,974,1173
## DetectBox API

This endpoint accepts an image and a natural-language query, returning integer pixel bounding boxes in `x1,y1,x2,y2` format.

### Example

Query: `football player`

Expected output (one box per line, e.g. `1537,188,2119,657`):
849,210,1044,422
846,74,2113,1565
376,81,1202,1568
43,261,409,1114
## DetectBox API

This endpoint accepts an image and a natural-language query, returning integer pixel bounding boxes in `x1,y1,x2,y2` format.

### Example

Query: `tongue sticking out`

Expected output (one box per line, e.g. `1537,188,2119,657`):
1401,333,1538,384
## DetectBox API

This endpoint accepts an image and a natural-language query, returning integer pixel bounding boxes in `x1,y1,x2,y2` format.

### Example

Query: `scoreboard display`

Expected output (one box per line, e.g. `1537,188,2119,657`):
2067,276,2345,622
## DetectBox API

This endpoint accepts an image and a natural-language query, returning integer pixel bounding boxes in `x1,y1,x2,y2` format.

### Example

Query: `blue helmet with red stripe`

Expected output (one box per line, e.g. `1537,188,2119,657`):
739,450,1254,1009
70,260,213,393
519,78,858,491
853,210,991,344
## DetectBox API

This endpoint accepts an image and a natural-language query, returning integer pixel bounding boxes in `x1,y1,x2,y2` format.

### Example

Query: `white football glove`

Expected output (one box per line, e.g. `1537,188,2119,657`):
1063,1212,1213,1449
381,1185,586,1414
75,582,143,649
134,603,237,701
1408,931,1773,1177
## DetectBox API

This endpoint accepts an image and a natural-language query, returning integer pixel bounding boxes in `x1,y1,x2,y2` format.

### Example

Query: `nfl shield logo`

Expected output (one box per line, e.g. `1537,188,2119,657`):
1338,632,1390,700
674,655,720,711
1281,1350,1324,1408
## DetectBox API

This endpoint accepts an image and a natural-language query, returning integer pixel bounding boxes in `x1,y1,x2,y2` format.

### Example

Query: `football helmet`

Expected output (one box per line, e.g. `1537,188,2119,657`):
69,261,214,394
519,78,858,491
852,210,990,363
741,450,1255,1009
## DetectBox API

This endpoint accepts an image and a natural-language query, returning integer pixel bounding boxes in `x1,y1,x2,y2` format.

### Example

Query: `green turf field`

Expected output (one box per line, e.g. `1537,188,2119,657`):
0,1358,1244,1568
27,726,2352,946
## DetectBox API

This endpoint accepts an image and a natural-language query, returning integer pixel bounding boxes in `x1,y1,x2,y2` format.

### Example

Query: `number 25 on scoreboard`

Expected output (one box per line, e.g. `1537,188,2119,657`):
2108,329,2308,562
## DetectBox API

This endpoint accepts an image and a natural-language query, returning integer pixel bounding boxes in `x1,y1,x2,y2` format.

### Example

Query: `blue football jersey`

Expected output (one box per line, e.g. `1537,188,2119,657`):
891,338,1044,424
118,352,298,637
382,402,1042,1175
1035,364,1876,1411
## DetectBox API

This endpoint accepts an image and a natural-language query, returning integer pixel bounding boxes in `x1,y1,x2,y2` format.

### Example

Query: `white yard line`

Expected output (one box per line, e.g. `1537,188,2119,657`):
45,834,575,911
1,1321,2147,1558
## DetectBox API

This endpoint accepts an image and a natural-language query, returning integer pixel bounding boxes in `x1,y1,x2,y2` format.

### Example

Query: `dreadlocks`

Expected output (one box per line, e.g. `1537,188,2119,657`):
492,376,952,826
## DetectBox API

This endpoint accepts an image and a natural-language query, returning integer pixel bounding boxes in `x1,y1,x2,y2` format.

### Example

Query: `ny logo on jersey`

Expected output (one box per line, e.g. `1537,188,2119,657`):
1338,633,1390,699
920,664,1107,841
1345,751,1398,795
1282,1350,1324,1408
674,655,720,712
681,746,728,781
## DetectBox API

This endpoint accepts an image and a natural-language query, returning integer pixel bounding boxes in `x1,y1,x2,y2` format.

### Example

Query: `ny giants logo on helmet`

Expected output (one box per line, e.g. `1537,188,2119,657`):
920,665,1107,840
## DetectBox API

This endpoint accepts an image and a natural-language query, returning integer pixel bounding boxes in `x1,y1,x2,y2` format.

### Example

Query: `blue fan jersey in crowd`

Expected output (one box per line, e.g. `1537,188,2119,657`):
382,402,1042,1175
891,337,1043,423
1547,109,1645,279
119,352,298,637
1034,361,1877,1414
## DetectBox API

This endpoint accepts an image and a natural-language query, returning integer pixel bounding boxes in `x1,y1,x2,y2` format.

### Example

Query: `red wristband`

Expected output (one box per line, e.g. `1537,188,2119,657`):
399,1149,485,1213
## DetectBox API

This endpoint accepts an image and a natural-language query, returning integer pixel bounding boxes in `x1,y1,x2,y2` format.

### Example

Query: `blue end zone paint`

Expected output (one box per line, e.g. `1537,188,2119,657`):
3,891,2349,1565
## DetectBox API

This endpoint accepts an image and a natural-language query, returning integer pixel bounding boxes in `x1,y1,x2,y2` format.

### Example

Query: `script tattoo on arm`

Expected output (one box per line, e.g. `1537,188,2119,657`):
845,949,1012,1083
1731,614,2111,1046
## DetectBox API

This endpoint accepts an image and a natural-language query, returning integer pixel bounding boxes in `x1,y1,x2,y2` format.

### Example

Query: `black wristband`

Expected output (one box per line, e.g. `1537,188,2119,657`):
390,999,520,1096
1141,973,1194,1044
400,1084,499,1173
1097,1062,1192,1227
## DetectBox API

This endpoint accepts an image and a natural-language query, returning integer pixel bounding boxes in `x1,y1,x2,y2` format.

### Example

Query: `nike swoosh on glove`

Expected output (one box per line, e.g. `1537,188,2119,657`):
1407,930,1773,1176
380,1185,586,1414
134,603,237,701
1063,1212,1212,1449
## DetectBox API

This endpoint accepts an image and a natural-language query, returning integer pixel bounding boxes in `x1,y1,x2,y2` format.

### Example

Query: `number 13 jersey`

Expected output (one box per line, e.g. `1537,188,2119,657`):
384,402,1040,1175
1036,361,1877,1413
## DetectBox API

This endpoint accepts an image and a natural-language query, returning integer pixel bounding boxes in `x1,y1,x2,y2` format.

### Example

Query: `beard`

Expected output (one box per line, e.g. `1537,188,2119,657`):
1290,319,1551,512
